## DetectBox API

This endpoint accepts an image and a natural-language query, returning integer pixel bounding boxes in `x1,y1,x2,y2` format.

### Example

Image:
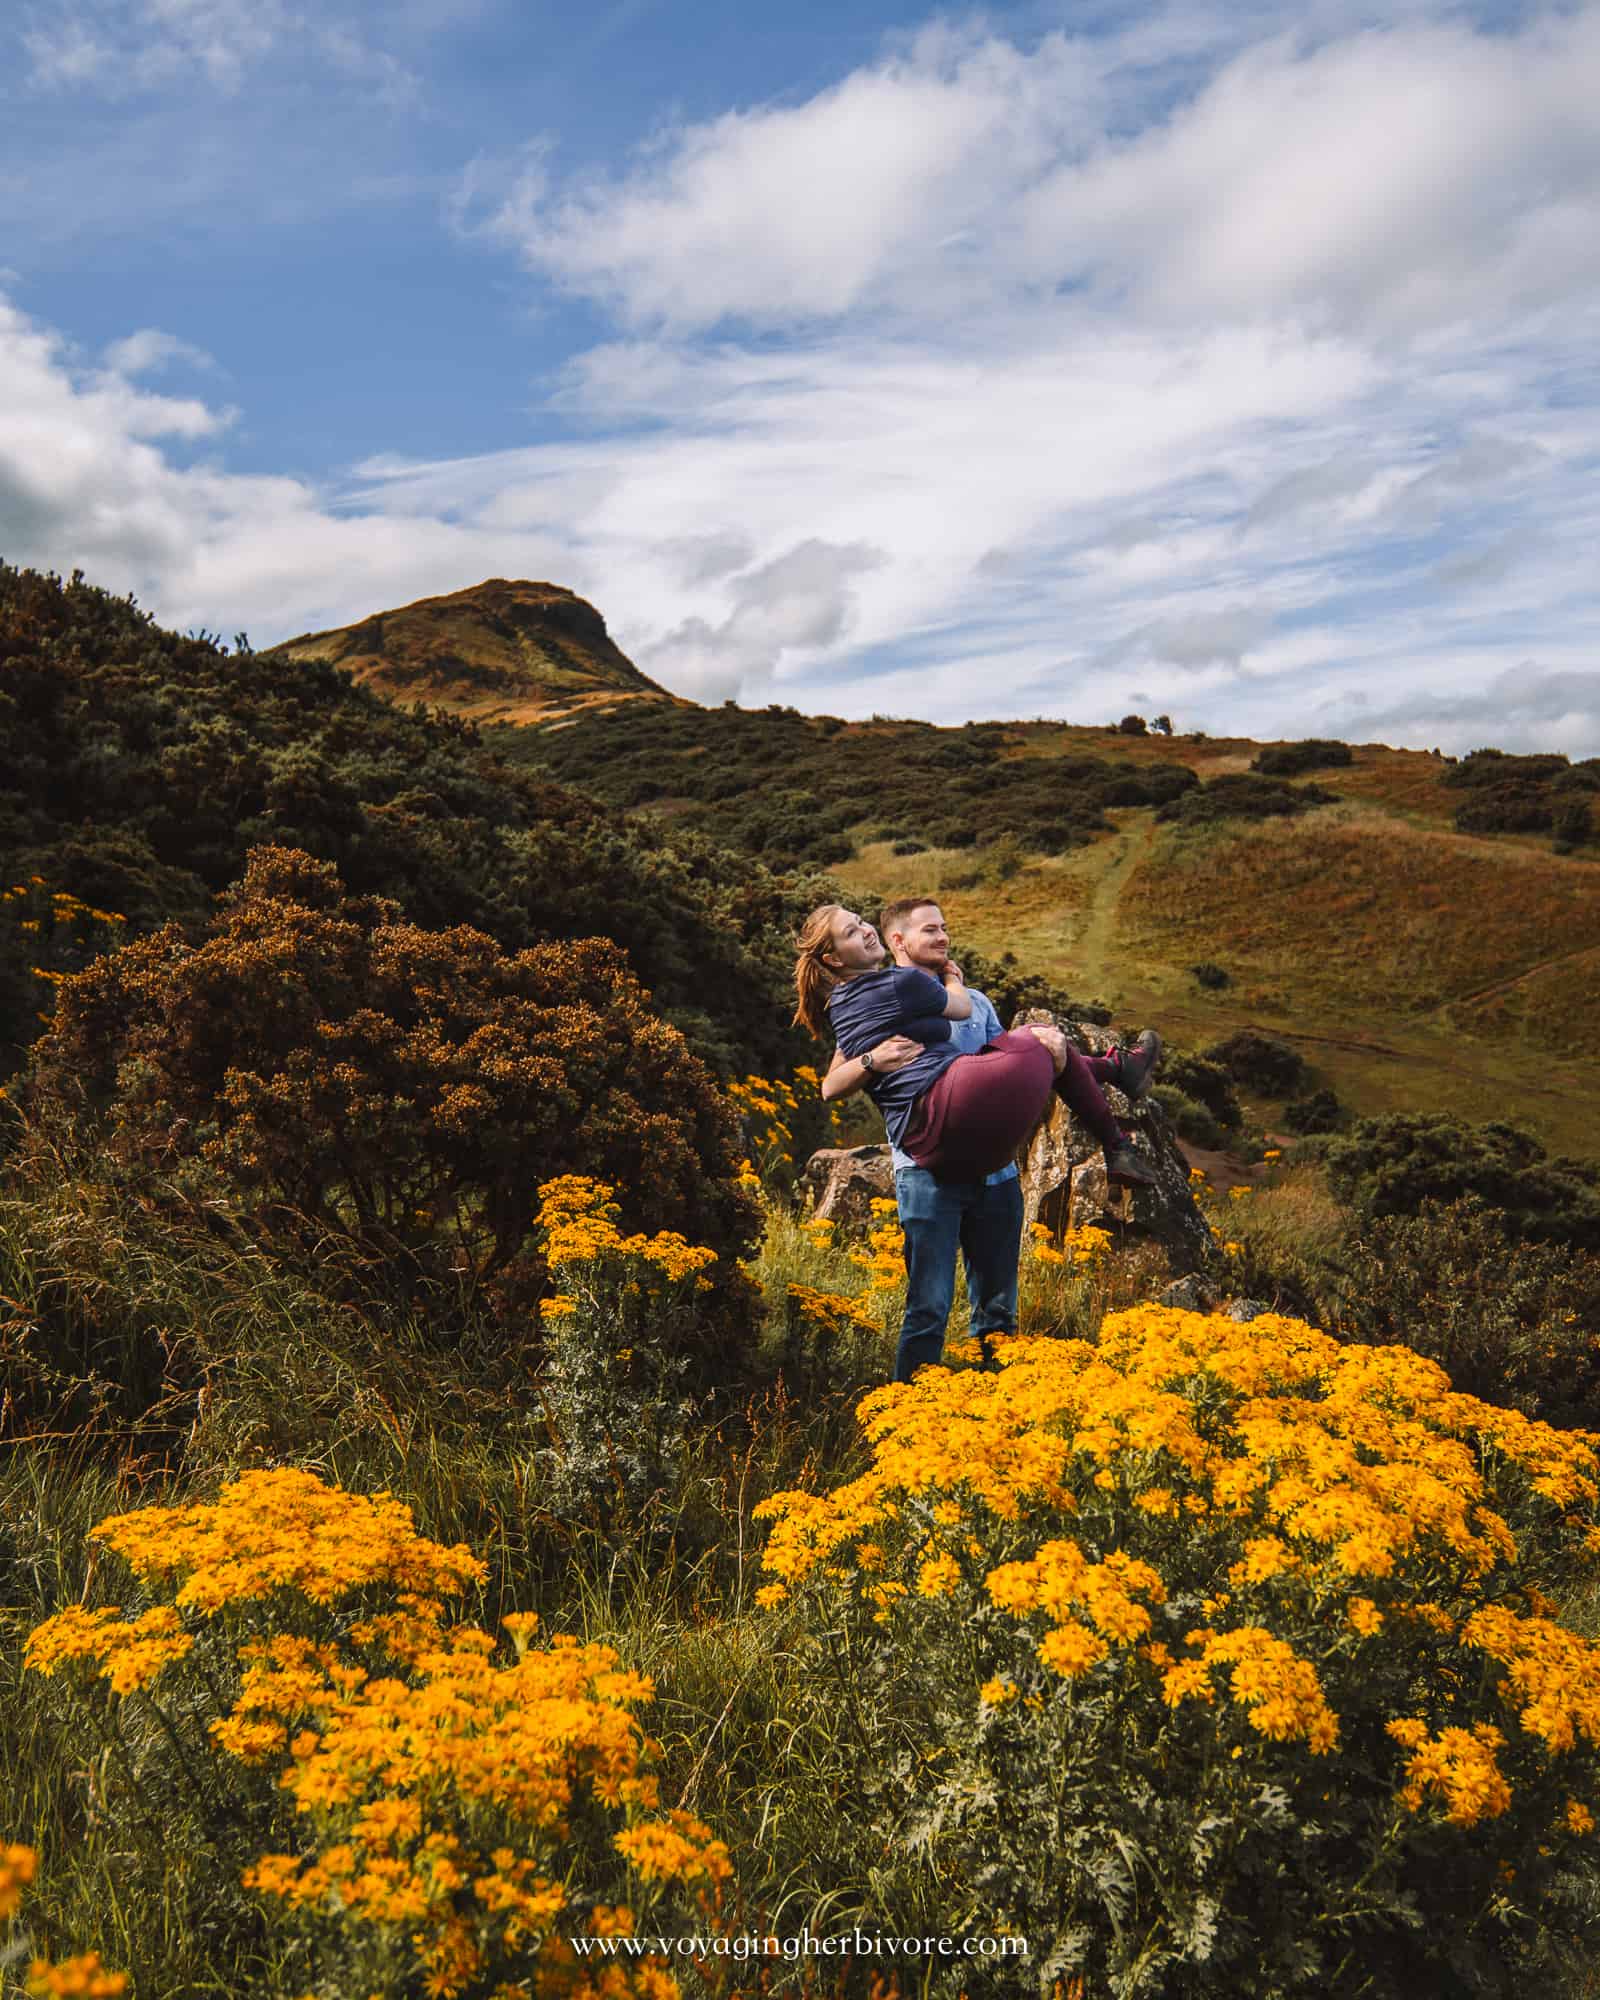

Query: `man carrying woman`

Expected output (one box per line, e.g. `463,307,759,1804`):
793,898,1160,1381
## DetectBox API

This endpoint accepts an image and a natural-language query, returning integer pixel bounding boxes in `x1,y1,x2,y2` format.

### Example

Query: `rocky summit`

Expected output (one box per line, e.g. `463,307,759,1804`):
267,576,687,725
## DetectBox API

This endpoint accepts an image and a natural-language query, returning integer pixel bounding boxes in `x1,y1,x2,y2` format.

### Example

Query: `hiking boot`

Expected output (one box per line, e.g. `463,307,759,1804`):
1115,1029,1163,1102
1105,1140,1158,1189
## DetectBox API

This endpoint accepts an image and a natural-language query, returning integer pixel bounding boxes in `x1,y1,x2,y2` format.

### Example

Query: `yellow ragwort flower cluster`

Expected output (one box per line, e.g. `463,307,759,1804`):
1,1842,38,1920
23,1604,193,1696
26,1468,485,1628
1028,1222,1112,1268
536,1177,716,1286
849,1206,906,1294
24,1954,129,1998
25,1471,730,2000
1388,1717,1513,1826
234,1611,728,1994
786,1286,881,1340
756,1304,1600,1792
1,1844,129,1999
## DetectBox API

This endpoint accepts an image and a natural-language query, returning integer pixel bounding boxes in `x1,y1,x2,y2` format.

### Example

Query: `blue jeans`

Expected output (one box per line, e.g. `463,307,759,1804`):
892,1167,1024,1383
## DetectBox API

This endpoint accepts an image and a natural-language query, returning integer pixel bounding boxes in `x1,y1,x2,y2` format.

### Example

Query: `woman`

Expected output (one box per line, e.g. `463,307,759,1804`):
793,903,1156,1186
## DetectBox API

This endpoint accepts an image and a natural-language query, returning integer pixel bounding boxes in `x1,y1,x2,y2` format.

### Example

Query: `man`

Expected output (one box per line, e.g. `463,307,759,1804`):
824,898,1159,1384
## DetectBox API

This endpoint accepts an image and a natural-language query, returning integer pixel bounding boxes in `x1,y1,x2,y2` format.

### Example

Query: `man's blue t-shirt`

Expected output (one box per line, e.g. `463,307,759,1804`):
827,966,962,1151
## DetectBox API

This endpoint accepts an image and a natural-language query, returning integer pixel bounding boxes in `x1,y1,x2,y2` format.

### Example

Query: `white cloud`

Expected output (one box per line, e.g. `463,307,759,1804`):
477,20,1105,330
1101,605,1275,673
483,5,1600,341
650,538,889,700
102,327,218,376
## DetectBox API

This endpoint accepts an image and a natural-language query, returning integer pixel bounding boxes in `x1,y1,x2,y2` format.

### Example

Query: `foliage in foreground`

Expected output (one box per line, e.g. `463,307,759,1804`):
23,1469,726,1999
8,1051,1600,1998
756,1305,1600,1996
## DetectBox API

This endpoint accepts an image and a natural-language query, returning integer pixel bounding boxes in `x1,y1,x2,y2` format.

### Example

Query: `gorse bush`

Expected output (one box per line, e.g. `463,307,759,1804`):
24,1469,727,1999
1249,740,1354,778
1326,1198,1600,1429
755,1306,1600,1997
0,880,127,1089
1324,1112,1600,1252
1443,748,1600,846
500,702,1200,863
1156,773,1336,827
1203,1030,1305,1098
1157,1051,1243,1136
27,846,758,1325
1282,1085,1342,1134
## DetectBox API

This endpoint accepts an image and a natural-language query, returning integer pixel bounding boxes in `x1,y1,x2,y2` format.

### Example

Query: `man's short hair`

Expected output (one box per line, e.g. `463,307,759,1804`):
879,895,942,941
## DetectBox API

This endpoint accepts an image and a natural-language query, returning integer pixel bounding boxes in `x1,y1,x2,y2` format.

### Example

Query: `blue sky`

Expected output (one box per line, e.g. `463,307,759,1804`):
3,0,1598,752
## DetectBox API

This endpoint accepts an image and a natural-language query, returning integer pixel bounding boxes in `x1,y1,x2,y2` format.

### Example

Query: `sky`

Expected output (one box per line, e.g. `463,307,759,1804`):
2,0,1598,752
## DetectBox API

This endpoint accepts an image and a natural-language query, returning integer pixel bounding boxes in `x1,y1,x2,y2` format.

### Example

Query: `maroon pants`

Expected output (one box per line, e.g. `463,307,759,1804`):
900,1030,1057,1181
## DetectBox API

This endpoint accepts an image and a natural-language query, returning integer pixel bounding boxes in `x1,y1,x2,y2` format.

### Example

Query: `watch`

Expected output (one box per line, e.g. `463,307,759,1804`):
861,1049,877,1073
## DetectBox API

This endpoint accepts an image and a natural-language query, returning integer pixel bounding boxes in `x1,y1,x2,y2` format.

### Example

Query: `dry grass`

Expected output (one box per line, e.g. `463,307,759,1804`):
1119,807,1600,1027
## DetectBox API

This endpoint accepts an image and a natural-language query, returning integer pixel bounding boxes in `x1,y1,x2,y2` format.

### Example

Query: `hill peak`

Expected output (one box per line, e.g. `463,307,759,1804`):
268,578,687,724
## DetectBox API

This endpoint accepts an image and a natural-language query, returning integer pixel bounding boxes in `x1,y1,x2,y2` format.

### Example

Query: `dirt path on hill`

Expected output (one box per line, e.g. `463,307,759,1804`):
1071,811,1159,999
1427,939,1600,1016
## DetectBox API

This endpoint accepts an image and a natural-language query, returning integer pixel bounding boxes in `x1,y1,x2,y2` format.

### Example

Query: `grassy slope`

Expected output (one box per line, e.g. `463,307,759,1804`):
827,729,1600,1158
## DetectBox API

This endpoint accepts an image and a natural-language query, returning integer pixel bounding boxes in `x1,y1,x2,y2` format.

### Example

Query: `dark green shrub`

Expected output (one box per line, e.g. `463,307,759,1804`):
1553,795,1592,852
1251,739,1354,777
1117,713,1148,735
498,701,1199,864
1325,1198,1600,1427
26,845,759,1332
1190,961,1231,990
1283,1086,1343,1134
960,947,1111,1028
0,563,808,1079
1206,1029,1305,1095
1150,1083,1227,1149
1160,1050,1243,1132
1324,1112,1600,1252
1442,749,1600,839
1157,774,1336,826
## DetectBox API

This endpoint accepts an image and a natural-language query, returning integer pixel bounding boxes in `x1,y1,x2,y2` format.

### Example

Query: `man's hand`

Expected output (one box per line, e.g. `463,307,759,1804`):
868,1034,921,1073
942,958,964,987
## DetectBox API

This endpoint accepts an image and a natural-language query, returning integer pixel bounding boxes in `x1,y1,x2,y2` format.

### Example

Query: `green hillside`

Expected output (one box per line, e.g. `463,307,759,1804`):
493,703,1600,1158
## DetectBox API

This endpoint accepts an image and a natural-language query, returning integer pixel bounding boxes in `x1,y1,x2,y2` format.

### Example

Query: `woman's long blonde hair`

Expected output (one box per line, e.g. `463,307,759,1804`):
792,903,844,1038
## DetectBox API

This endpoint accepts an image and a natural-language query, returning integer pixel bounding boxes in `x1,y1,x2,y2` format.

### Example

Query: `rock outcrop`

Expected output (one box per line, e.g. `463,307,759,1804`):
801,1144,895,1227
1013,1013,1216,1273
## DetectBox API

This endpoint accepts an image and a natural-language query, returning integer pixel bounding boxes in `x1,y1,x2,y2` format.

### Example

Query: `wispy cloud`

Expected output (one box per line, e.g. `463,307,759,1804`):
16,0,420,103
